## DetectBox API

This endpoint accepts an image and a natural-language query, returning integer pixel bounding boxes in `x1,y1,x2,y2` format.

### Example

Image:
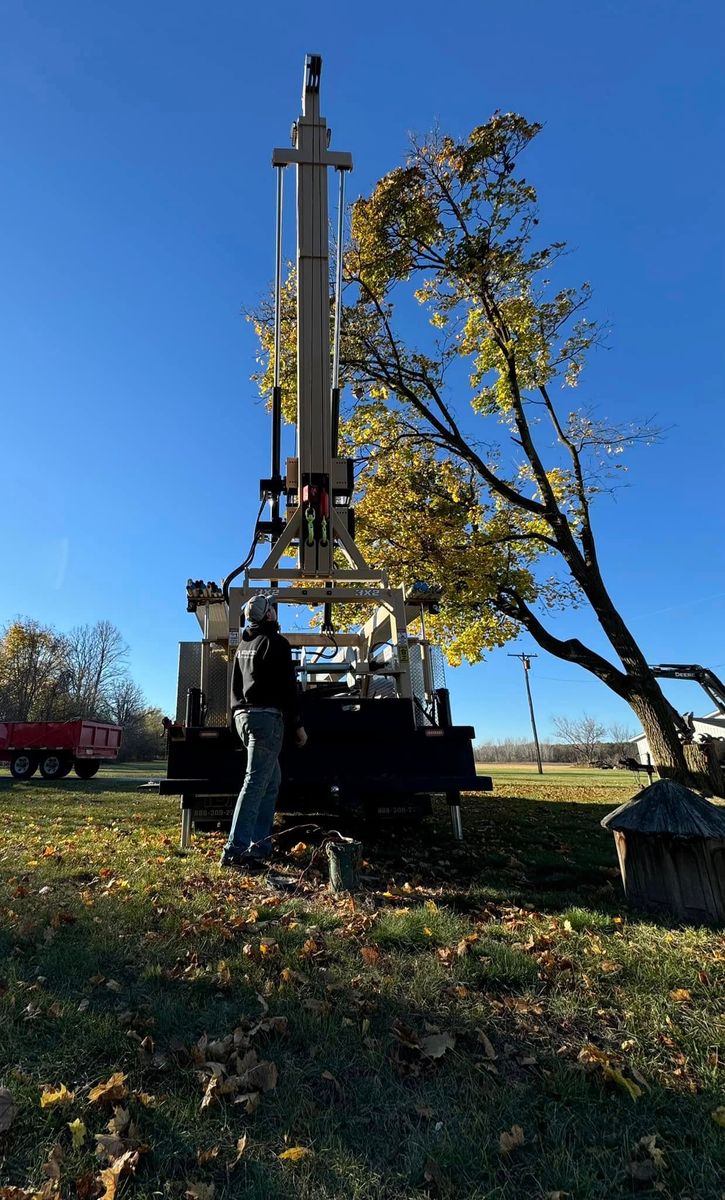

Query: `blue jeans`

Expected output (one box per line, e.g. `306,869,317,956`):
225,709,284,860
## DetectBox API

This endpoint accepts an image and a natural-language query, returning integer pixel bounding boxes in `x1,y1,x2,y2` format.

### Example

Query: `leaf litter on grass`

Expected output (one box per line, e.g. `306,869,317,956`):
1,777,724,1198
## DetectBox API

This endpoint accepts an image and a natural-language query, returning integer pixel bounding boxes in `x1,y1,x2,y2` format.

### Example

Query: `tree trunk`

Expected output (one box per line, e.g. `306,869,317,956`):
683,743,725,797
623,682,724,795
566,567,722,791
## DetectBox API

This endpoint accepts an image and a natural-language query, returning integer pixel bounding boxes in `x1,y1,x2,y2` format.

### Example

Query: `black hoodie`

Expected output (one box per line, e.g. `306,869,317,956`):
230,621,301,729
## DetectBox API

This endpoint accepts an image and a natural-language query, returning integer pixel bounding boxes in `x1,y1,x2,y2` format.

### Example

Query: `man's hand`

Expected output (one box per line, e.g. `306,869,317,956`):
295,726,308,748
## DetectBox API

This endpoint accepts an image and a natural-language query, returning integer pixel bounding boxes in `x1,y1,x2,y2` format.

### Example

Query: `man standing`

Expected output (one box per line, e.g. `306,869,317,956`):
220,594,307,870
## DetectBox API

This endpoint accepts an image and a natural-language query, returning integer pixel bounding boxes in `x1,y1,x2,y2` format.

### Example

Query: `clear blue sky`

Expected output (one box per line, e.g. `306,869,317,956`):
2,0,724,741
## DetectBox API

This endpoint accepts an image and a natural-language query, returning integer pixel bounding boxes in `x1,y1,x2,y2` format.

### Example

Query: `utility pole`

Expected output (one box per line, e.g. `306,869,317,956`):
508,653,544,774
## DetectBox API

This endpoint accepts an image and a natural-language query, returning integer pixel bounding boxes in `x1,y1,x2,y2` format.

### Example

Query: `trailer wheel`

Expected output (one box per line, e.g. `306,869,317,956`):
10,752,38,780
74,759,100,779
39,753,72,780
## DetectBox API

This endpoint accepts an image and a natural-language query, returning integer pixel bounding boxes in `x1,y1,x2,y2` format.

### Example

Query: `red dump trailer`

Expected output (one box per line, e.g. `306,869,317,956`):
0,720,122,780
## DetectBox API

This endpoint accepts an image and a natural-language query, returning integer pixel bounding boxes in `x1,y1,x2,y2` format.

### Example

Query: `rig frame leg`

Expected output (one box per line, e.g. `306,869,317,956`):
448,791,464,842
180,800,192,850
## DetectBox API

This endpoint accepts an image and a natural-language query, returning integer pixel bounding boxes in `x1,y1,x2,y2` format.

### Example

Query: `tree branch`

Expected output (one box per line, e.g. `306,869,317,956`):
495,586,631,696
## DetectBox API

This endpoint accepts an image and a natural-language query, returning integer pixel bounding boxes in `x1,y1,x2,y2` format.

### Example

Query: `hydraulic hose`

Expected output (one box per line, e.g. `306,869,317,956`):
221,498,266,604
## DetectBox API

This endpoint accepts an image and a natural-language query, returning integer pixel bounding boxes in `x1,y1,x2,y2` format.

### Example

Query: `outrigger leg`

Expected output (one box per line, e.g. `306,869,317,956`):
448,790,464,841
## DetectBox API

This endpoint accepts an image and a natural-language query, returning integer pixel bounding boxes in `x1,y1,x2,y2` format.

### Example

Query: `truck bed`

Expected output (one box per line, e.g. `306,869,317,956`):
0,720,122,759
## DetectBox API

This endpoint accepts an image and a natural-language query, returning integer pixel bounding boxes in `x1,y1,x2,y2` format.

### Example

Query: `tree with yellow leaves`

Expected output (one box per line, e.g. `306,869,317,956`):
251,115,709,789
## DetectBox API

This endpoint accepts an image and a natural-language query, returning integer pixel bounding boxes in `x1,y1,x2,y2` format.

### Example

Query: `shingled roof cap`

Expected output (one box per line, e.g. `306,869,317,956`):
601,779,725,838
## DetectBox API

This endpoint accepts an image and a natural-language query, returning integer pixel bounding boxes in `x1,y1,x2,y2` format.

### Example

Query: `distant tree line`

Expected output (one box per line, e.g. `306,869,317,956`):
474,716,637,766
0,617,166,762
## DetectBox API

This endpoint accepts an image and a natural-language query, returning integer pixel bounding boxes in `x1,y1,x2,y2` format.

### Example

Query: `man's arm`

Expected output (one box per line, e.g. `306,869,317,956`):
275,636,306,744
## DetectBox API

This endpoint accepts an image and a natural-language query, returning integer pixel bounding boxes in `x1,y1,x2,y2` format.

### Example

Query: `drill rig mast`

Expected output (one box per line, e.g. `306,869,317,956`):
163,56,491,846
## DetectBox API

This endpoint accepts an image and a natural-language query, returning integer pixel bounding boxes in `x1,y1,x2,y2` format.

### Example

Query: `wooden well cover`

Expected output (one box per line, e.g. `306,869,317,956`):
601,779,725,925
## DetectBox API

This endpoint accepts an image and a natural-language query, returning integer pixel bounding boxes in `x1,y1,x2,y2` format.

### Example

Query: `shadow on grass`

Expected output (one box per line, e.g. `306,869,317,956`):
1,781,724,1198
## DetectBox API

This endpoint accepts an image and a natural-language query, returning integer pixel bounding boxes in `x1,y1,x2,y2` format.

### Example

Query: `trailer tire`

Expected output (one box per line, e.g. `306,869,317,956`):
74,759,100,779
39,754,72,780
10,752,38,780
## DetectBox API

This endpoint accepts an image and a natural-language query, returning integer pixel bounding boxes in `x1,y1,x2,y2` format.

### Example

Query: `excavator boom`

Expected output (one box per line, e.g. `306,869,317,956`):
649,663,725,715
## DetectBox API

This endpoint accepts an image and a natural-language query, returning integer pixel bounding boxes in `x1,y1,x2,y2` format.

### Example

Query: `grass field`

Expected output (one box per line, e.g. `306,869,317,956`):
1,767,723,1198
475,764,653,790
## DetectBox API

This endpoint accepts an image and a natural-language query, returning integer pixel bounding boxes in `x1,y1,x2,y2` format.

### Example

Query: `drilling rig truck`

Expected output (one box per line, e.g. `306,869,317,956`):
161,56,492,846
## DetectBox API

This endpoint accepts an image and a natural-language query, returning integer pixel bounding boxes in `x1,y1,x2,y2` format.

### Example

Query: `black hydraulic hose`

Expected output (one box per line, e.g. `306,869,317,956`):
221,498,266,604
330,386,340,458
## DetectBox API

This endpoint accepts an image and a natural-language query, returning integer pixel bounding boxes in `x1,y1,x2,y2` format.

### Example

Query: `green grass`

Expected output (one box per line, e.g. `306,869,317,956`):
97,760,165,778
476,762,651,789
1,770,724,1198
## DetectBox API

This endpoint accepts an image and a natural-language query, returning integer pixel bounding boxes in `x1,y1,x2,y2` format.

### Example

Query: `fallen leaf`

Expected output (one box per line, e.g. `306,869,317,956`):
360,946,382,966
68,1118,87,1149
185,1185,214,1200
200,1075,221,1111
229,1133,248,1168
95,1133,127,1162
75,1177,97,1200
635,1134,666,1169
578,1042,609,1066
42,1141,64,1181
233,1092,260,1115
603,1065,641,1101
289,842,308,857
420,1032,455,1059
216,961,231,988
499,1125,525,1154
279,1146,314,1162
197,1146,219,1165
240,1059,278,1092
40,1083,75,1108
89,1072,128,1105
477,1031,497,1060
320,1069,344,1101
0,1088,17,1132
392,1021,420,1049
251,1014,288,1038
106,1106,131,1136
302,997,330,1015
712,1106,725,1127
98,1149,140,1200
278,966,298,985
669,988,691,1002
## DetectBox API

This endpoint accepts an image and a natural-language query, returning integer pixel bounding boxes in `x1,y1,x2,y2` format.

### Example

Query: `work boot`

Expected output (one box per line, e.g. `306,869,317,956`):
219,849,265,873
